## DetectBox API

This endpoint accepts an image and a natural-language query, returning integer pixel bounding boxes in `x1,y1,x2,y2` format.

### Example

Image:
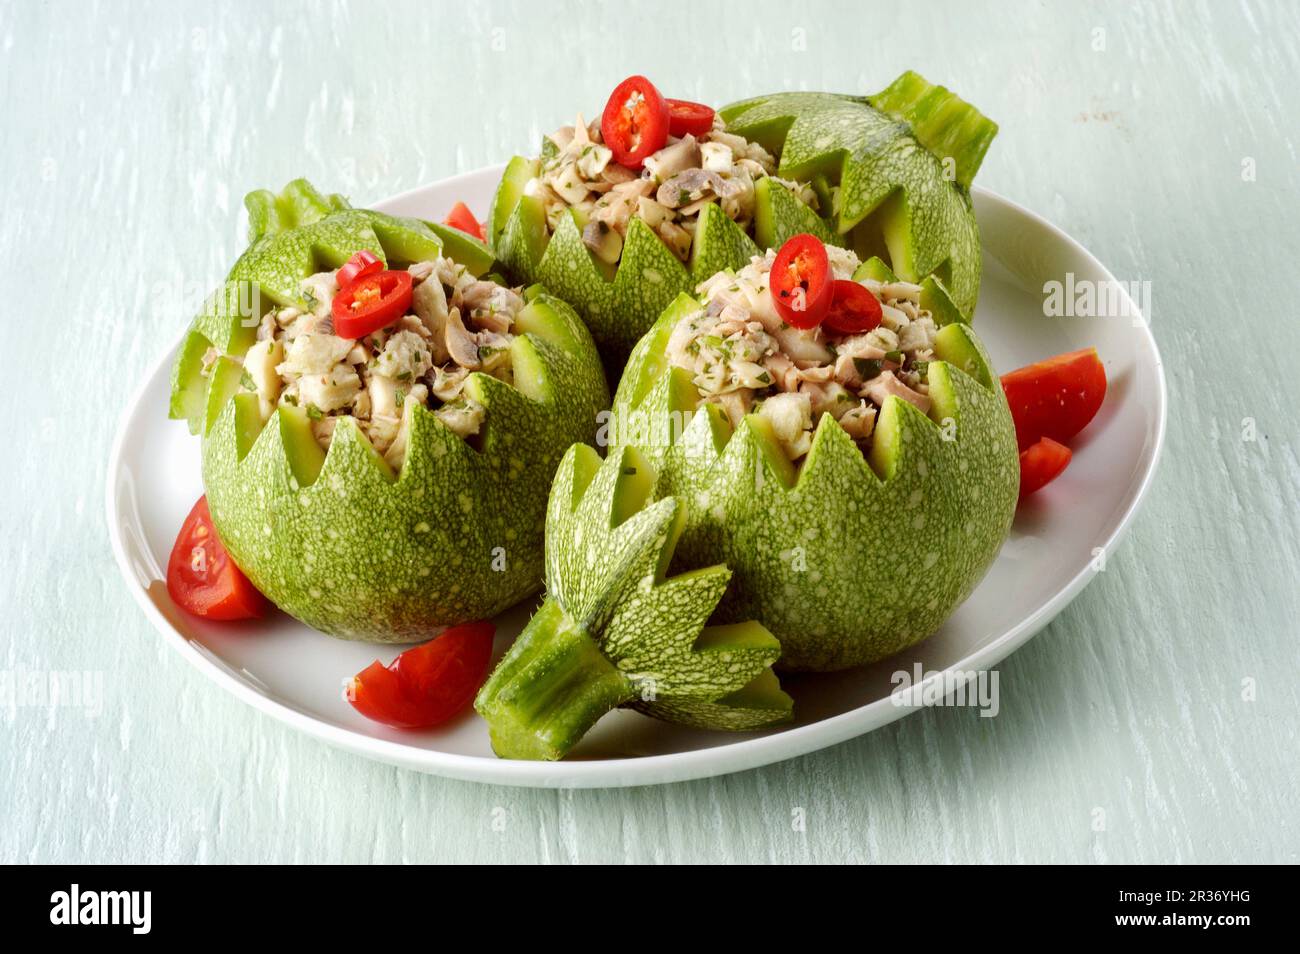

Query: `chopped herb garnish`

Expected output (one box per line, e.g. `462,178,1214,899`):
306,403,323,421
854,358,884,381
395,389,406,408
240,370,255,391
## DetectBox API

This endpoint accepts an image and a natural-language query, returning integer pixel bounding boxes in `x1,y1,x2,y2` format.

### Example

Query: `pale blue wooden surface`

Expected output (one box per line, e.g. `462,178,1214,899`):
2,0,1297,863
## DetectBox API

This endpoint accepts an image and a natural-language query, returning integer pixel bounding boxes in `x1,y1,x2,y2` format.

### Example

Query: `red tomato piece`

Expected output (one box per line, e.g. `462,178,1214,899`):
166,496,267,621
601,75,670,170
346,621,496,729
770,233,832,329
1018,437,1072,500
666,98,715,137
335,250,383,290
442,201,486,242
823,280,883,334
1000,348,1107,451
332,270,413,339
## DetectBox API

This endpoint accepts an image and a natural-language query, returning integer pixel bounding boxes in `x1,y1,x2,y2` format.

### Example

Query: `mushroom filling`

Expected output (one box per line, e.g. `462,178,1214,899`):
213,256,524,468
527,114,822,265
665,249,939,461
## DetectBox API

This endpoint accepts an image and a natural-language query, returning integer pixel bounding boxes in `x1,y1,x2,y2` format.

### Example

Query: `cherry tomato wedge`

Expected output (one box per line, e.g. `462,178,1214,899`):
345,621,496,729
601,75,670,170
335,250,383,290
1000,348,1107,451
770,233,832,329
442,201,486,242
823,280,883,334
166,496,267,621
1018,437,1072,500
666,98,715,137
332,270,413,339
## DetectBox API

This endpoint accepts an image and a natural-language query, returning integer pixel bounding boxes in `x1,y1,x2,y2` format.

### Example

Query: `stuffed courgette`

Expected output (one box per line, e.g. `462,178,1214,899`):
607,237,1018,670
168,180,609,642
489,71,995,359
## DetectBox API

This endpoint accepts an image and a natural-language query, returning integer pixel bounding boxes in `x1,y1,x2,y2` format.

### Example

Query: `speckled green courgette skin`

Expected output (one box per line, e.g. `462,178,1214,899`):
475,445,792,760
488,71,995,360
720,73,995,319
170,180,610,642
610,270,1018,671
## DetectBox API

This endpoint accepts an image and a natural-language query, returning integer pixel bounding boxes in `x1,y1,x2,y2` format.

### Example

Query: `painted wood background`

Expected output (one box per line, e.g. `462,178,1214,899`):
1,0,1297,863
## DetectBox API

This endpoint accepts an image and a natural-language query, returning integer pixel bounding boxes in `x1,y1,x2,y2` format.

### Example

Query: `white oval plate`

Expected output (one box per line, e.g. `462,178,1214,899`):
108,167,1165,788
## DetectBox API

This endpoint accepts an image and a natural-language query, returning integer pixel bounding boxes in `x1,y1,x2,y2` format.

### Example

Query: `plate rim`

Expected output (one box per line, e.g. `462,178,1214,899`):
106,180,1167,788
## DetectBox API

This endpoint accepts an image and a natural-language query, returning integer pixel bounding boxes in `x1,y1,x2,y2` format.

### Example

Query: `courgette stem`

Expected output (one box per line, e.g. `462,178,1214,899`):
475,598,634,761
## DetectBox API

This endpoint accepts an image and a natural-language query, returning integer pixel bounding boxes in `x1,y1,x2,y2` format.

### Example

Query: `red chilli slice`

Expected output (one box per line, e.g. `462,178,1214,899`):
770,233,832,329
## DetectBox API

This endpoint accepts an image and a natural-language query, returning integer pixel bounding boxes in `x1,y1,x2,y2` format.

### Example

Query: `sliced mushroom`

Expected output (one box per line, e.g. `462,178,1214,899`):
444,308,482,370
411,275,451,364
583,218,624,264
642,135,701,183
600,163,638,186
657,168,727,209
